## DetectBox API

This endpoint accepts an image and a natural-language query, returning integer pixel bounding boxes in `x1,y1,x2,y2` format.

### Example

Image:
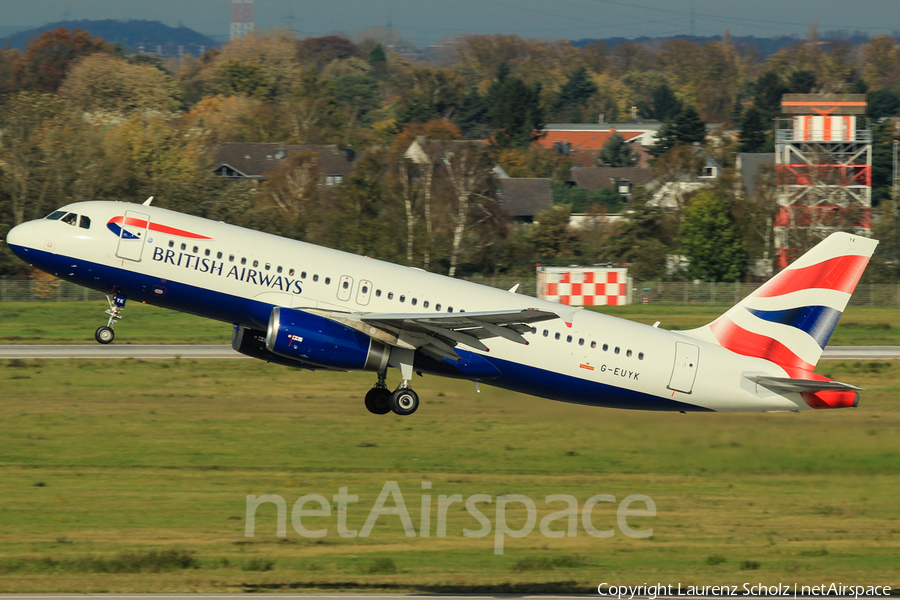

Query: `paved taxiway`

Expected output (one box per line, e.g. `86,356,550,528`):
1,345,899,360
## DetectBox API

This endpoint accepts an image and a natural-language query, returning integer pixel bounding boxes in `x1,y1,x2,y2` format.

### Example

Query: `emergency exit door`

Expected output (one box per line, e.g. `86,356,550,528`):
115,211,150,262
668,342,699,394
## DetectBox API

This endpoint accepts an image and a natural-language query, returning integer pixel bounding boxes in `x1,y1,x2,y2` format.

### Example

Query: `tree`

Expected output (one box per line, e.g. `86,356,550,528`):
738,107,770,153
297,36,361,71
606,189,677,280
787,69,817,93
867,88,900,119
528,204,580,264
673,106,706,146
680,190,746,282
597,133,638,167
871,120,899,205
553,66,597,121
490,76,544,148
14,27,112,93
753,71,787,118
367,43,387,78
456,89,491,139
215,59,271,98
59,54,182,113
639,84,682,122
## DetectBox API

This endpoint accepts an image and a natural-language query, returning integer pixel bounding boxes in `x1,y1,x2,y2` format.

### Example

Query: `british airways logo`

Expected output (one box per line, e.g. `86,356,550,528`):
107,216,213,240
151,247,303,295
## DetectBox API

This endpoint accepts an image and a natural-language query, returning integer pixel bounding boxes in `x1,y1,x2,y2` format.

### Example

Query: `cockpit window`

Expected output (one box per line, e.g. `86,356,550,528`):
46,211,66,220
60,213,77,225
79,216,91,229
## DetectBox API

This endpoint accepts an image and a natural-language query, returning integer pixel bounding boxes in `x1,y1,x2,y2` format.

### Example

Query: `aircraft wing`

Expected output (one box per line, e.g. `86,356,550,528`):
744,374,863,394
303,307,559,361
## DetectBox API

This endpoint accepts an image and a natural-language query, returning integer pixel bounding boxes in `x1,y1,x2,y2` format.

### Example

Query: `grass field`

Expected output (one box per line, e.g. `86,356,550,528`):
0,357,898,592
1,301,900,346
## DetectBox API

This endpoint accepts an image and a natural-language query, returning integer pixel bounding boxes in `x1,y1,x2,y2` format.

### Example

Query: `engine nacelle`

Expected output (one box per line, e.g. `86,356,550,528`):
266,307,390,372
232,325,322,370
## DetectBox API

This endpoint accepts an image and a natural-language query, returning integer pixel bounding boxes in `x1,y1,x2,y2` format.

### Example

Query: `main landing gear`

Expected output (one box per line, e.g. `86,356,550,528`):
95,294,126,344
364,371,420,416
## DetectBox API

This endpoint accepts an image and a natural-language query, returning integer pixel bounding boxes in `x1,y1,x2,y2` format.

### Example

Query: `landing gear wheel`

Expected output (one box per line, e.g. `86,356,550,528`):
390,388,419,416
364,387,392,415
95,326,115,344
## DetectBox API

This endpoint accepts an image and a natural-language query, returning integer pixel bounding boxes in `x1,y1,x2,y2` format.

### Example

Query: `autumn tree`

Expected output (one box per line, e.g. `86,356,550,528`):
553,66,597,122
490,73,544,148
14,28,112,93
59,54,182,113
680,189,746,282
597,133,638,167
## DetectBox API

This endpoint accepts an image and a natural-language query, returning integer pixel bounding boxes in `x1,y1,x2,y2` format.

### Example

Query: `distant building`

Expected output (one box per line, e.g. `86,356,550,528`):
230,0,254,40
647,145,723,211
211,143,356,185
566,167,654,198
497,178,553,223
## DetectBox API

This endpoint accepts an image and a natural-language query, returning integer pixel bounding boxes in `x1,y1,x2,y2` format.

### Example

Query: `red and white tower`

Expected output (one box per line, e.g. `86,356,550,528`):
774,94,872,268
230,0,254,40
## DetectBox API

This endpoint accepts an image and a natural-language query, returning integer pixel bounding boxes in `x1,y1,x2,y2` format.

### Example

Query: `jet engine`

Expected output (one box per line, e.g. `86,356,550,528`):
266,307,390,372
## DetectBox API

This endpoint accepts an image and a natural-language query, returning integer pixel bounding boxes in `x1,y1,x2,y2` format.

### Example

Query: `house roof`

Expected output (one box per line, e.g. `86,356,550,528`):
537,130,645,150
736,153,776,199
566,167,654,191
497,178,553,217
567,148,598,168
212,143,357,178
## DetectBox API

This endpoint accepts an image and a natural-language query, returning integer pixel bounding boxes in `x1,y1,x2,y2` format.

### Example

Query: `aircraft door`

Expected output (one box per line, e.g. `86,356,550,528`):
115,210,150,262
356,279,373,306
337,275,353,301
667,342,699,394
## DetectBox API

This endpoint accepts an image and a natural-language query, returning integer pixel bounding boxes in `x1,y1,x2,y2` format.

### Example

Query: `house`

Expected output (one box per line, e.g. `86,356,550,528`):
537,122,661,168
211,143,357,185
497,178,553,223
646,145,724,211
565,167,654,198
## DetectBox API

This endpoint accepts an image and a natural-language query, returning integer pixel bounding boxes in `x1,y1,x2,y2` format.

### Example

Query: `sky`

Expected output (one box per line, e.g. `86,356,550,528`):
0,0,897,45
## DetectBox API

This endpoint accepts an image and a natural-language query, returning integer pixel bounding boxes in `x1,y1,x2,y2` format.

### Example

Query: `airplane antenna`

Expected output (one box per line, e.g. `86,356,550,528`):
508,284,520,294
143,196,154,206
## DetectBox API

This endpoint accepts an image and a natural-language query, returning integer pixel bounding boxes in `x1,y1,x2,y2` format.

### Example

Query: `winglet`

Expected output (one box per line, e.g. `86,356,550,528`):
143,196,154,206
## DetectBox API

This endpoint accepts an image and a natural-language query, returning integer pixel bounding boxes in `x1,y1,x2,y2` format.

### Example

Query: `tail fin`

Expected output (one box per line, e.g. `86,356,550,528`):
688,232,878,374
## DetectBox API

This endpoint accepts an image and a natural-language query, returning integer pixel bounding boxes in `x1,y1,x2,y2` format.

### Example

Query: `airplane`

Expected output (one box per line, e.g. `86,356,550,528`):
4,198,878,416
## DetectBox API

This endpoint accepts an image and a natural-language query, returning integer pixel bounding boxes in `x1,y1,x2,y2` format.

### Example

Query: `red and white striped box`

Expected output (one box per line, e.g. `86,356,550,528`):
537,267,630,306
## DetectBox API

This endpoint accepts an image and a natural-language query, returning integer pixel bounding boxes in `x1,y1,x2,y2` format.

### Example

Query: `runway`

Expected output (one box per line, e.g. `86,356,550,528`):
1,345,899,360
0,344,900,360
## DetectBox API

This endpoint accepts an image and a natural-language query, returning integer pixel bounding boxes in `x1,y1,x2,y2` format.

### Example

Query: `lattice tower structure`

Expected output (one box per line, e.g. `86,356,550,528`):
774,94,871,268
230,0,254,40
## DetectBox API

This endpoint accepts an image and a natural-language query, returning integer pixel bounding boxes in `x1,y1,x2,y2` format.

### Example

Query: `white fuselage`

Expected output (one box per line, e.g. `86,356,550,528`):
6,201,805,413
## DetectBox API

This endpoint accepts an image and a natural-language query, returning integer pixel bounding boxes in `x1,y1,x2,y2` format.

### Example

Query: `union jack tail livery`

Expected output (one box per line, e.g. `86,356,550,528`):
688,232,878,409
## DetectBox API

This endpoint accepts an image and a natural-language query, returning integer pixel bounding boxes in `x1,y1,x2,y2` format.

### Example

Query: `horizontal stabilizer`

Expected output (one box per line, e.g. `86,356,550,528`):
744,373,863,394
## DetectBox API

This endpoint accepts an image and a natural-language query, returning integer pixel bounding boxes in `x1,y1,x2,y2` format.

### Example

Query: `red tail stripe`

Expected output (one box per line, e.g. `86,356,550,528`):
754,255,868,298
710,318,814,371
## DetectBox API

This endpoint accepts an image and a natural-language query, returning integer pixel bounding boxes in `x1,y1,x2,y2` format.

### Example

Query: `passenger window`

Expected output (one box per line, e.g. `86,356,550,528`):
241,258,247,265
79,216,91,229
579,338,584,346
591,341,597,349
376,290,381,297
289,268,294,276
204,249,210,256
388,292,394,300
325,277,331,285
265,263,271,271
400,295,406,303
229,255,235,262
615,347,620,355
411,298,418,306
638,352,644,360
543,330,549,337
181,243,187,250
343,281,349,289
301,271,307,278
61,213,77,225
603,344,609,351
277,266,282,273
217,252,223,259
448,307,453,312
555,332,561,340
313,274,319,282
45,210,66,220
193,246,199,253
435,303,440,311
169,240,174,248
566,335,572,343
362,285,368,294
627,349,633,357
252,260,258,267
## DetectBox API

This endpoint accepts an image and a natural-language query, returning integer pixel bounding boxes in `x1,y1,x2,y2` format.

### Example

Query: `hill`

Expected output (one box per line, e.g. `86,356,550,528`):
3,19,218,56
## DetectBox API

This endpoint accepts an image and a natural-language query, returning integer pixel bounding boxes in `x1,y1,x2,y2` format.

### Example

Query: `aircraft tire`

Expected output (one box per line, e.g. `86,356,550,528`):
365,387,392,415
390,388,419,416
95,326,115,345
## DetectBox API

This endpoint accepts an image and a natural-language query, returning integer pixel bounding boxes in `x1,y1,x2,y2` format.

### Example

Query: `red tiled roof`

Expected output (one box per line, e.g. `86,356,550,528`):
536,130,644,149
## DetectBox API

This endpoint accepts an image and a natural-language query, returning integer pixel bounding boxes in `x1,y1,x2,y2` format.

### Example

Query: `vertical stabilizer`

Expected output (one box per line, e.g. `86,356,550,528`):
687,232,877,374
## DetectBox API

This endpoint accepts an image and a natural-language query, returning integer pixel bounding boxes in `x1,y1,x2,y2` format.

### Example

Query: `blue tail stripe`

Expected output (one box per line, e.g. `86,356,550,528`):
746,306,842,349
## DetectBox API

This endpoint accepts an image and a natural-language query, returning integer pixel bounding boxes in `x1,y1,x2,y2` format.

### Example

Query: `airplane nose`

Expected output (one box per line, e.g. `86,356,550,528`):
5,222,31,258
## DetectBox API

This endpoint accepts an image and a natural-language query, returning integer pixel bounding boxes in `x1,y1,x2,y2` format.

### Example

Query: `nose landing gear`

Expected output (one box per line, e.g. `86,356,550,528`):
95,294,126,344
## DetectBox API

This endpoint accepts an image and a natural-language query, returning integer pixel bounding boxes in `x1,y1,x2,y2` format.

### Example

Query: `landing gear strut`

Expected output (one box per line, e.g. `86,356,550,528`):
364,372,391,415
95,294,126,345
